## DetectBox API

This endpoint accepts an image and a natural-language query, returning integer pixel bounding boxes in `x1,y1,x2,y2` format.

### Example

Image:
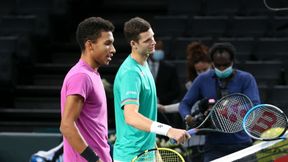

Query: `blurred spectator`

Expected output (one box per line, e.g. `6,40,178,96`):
158,41,211,162
185,41,212,89
148,39,182,128
158,42,211,114
179,42,260,162
149,39,181,104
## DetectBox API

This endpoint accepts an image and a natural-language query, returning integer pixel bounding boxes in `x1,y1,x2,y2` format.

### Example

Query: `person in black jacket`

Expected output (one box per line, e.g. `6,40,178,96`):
148,39,182,128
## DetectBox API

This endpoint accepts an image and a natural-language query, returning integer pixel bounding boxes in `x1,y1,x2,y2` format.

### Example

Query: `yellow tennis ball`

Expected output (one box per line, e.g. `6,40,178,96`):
255,127,287,162
261,127,285,139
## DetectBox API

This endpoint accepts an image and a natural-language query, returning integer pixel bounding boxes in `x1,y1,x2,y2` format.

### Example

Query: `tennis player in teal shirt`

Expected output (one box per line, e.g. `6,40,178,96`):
113,17,190,162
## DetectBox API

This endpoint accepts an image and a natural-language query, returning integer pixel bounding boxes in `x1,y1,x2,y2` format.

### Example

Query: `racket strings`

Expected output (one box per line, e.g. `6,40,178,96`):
157,150,182,162
134,151,155,161
134,149,183,162
245,105,287,139
211,95,253,133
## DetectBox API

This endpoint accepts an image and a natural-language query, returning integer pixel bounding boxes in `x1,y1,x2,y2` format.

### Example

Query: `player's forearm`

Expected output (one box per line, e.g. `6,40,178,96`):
124,108,174,138
60,122,101,161
60,122,87,153
164,103,179,113
124,104,180,138
125,111,153,132
126,112,176,138
123,105,189,143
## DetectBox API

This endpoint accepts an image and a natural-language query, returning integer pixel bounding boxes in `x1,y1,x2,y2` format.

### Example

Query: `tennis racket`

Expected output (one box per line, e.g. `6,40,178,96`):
243,104,288,141
132,147,185,162
186,93,253,135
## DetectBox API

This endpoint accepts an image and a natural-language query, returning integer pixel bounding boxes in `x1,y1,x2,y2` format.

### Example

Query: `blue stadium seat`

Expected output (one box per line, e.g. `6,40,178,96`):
0,0,17,15
0,15,37,36
217,37,256,62
269,16,288,37
152,15,188,37
204,0,241,16
16,0,59,14
0,36,18,52
171,37,213,60
254,37,288,61
227,16,269,37
241,61,283,86
187,16,229,37
242,0,270,15
0,51,14,83
267,85,288,114
168,0,204,15
0,50,15,107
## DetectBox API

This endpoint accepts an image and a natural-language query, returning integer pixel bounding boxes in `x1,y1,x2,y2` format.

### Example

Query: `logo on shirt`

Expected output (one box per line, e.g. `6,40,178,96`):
126,91,137,95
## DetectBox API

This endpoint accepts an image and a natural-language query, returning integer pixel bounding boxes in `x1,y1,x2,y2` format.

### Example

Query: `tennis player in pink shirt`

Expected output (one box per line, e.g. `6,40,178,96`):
60,17,116,162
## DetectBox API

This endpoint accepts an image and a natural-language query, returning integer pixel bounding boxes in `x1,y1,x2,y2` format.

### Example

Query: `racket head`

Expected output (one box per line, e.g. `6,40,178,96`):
243,104,288,141
132,148,185,162
201,93,253,133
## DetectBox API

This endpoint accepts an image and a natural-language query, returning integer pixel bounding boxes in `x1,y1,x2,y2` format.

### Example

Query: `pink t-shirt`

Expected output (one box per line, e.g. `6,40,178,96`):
61,59,111,162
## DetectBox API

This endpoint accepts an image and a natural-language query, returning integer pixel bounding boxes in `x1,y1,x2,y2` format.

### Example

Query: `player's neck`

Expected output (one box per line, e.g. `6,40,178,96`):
131,51,148,65
80,53,100,71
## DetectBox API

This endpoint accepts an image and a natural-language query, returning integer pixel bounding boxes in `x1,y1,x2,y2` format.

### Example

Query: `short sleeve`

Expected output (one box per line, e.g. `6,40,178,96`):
66,73,92,101
120,70,141,107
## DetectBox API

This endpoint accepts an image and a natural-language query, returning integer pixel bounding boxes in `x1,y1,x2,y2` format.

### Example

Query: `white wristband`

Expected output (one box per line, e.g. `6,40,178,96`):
150,121,172,136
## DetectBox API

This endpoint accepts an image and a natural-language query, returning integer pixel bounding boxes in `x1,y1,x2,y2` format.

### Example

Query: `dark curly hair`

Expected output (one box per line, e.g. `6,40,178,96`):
76,17,114,51
209,42,235,62
186,41,211,81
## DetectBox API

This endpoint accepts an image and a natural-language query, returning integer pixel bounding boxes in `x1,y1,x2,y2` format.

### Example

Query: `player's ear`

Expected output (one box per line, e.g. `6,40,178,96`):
130,40,137,49
85,40,93,51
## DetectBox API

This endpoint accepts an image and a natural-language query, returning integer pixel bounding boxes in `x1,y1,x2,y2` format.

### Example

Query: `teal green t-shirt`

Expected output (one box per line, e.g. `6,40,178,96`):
113,55,157,161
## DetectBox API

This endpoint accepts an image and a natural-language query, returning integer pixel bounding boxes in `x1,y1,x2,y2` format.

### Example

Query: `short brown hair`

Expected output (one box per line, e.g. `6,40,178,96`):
124,17,151,43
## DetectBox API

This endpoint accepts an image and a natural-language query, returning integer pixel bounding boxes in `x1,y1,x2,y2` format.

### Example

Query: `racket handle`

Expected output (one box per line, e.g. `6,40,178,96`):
187,128,198,136
170,139,177,144
170,128,197,144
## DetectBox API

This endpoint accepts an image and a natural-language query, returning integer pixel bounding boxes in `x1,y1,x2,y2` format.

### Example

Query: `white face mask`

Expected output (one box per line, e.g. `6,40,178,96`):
215,65,233,79
152,50,165,61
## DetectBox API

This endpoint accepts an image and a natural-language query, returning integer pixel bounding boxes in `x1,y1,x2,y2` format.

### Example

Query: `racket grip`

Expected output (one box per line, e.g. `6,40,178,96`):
170,128,197,144
170,139,177,144
187,128,198,136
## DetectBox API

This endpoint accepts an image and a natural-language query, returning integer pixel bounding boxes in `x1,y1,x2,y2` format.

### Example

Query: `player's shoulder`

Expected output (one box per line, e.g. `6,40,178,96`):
118,62,140,75
65,72,91,83
236,69,254,78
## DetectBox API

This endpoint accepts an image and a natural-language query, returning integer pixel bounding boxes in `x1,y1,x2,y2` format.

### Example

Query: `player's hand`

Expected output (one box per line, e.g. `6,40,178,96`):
97,159,102,162
167,128,190,144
